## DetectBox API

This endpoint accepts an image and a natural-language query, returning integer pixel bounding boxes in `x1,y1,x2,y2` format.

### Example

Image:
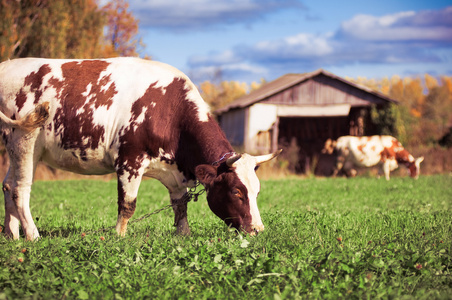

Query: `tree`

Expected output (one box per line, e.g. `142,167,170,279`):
0,0,143,61
0,0,46,60
420,83,452,145
200,80,247,111
200,79,266,112
102,0,142,57
0,0,105,60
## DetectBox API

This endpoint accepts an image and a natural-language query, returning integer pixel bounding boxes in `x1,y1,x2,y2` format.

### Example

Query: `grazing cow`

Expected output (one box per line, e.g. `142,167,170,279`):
323,135,423,180
0,57,281,240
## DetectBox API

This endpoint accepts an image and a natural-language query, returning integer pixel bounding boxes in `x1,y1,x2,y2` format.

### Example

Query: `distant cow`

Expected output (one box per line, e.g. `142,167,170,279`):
323,135,423,180
0,57,281,240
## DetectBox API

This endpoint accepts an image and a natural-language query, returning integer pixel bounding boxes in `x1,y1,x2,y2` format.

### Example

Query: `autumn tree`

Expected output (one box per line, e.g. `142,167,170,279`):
200,81,247,111
0,0,143,61
0,0,105,60
102,0,143,57
420,78,452,145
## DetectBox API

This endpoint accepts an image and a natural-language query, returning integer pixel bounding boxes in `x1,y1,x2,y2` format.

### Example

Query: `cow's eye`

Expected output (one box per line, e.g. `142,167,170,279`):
254,166,260,171
232,189,243,199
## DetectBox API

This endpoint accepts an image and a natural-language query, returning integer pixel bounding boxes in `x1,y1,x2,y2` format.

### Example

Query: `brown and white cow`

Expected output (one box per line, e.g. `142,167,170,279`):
323,135,423,180
0,57,281,240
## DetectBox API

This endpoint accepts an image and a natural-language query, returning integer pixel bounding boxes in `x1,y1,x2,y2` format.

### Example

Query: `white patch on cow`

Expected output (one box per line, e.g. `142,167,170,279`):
82,83,93,98
144,148,194,198
135,107,148,124
105,58,180,100
232,154,264,232
184,81,210,123
387,158,398,171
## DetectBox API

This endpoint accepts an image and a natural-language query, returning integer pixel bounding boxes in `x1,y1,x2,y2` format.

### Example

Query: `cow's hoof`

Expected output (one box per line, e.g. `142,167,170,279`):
176,225,191,236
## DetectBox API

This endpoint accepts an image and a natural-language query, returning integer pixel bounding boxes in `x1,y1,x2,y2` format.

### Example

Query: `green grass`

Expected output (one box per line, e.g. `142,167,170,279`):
1,175,451,299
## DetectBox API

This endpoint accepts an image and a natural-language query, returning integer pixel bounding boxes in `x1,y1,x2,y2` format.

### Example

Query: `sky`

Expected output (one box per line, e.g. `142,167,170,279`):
127,0,452,85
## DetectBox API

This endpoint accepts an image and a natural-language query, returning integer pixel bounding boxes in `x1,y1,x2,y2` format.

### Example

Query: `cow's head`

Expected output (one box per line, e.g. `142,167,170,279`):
195,150,281,234
406,156,424,179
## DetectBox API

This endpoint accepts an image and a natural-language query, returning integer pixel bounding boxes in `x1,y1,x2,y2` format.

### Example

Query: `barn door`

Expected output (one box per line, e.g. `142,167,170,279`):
278,117,349,173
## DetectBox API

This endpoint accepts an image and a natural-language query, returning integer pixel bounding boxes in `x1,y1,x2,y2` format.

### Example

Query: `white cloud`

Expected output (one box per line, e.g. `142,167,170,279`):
130,0,303,30
339,8,452,42
185,6,452,83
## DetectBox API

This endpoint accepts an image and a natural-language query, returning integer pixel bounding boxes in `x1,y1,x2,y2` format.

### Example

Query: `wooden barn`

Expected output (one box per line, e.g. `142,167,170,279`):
215,69,397,173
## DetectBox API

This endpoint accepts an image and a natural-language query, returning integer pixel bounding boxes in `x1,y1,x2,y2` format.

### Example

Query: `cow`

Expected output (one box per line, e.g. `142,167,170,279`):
322,135,424,180
0,57,281,240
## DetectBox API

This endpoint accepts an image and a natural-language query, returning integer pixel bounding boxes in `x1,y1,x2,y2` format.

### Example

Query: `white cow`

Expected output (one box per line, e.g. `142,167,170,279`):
323,135,424,180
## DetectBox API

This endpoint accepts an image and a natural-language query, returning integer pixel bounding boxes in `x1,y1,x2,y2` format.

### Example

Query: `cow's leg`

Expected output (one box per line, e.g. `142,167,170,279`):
332,154,345,177
343,161,356,178
382,161,391,180
169,188,190,236
115,170,144,236
7,149,40,240
3,167,20,239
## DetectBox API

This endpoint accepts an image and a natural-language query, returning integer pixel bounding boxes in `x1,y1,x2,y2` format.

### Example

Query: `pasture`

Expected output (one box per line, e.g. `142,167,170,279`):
1,175,451,299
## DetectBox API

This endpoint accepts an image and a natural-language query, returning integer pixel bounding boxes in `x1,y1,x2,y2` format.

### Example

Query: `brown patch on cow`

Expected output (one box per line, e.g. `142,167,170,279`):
371,146,376,151
117,181,137,219
115,77,232,181
117,198,136,221
380,147,395,162
50,60,117,160
26,64,51,104
14,64,52,112
15,89,28,112
358,145,365,153
395,149,410,163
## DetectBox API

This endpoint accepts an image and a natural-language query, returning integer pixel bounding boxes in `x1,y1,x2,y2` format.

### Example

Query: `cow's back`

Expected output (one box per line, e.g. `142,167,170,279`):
336,136,391,167
0,57,211,175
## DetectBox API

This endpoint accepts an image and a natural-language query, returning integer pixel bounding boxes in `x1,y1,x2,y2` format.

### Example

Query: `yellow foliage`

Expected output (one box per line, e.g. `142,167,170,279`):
0,0,141,61
200,80,263,111
441,76,452,101
410,108,422,118
425,74,439,90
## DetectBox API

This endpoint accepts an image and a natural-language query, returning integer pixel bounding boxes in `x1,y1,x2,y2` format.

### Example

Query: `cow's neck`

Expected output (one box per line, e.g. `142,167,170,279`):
175,115,234,180
395,149,412,164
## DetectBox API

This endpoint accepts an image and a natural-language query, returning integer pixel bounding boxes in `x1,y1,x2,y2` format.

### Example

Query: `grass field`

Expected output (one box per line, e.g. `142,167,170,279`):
1,175,451,299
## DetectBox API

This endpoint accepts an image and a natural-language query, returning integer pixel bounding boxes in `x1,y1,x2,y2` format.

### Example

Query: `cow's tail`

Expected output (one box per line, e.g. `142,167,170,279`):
0,102,50,132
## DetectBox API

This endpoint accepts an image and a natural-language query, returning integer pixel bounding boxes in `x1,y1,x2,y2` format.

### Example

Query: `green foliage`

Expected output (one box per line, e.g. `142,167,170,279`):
1,176,451,299
370,103,410,144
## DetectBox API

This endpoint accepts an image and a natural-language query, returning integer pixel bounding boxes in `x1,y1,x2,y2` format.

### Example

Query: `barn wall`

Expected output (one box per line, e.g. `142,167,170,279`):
218,109,246,148
247,104,278,154
261,74,387,107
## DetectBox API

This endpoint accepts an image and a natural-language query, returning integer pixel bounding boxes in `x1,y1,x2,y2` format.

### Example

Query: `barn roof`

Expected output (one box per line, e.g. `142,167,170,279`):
215,69,397,114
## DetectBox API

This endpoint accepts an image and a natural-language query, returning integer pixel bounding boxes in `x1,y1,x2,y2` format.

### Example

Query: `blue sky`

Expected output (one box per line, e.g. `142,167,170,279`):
128,0,452,85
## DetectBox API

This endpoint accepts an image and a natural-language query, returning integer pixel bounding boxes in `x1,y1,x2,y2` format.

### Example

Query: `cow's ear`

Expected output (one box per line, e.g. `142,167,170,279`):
195,165,217,187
